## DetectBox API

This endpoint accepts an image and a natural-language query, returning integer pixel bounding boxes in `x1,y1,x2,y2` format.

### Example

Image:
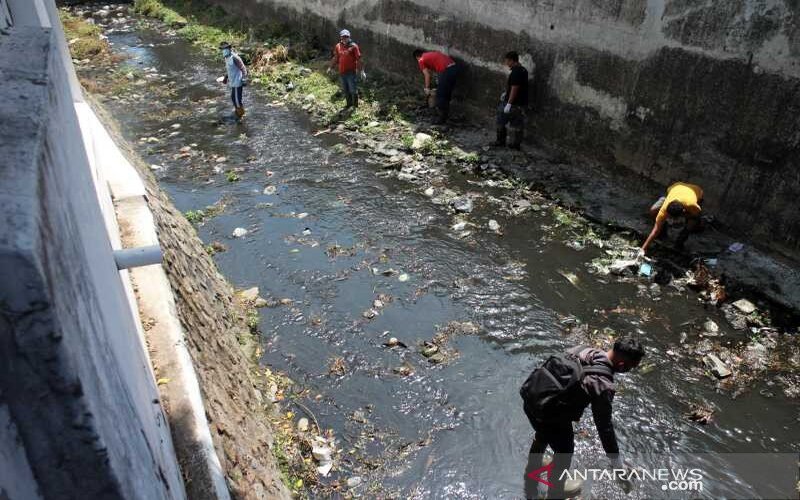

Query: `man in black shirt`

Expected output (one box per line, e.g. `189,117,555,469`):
493,51,529,149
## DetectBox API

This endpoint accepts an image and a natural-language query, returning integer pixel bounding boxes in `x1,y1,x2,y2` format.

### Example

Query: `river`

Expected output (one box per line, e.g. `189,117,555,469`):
93,11,797,499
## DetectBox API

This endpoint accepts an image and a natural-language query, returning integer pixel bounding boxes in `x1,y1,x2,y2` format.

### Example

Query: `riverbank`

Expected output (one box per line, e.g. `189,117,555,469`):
63,2,799,497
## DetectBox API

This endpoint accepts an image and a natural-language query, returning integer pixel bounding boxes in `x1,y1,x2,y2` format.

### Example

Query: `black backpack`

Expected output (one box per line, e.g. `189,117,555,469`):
520,350,613,424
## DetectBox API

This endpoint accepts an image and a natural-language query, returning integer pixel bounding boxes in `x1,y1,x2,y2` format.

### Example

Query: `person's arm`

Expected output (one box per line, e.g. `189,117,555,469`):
508,85,520,105
640,218,664,253
591,392,619,456
234,55,247,78
329,46,339,71
422,67,432,92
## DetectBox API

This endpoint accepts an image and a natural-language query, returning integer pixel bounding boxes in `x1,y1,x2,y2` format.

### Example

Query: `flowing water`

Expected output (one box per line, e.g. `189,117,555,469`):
98,17,797,499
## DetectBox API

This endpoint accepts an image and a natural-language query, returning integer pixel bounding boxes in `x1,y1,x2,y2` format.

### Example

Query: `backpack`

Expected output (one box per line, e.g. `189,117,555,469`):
520,349,613,424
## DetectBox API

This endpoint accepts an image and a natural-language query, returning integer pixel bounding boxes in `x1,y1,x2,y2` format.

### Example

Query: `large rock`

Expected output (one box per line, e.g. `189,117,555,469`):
411,132,433,150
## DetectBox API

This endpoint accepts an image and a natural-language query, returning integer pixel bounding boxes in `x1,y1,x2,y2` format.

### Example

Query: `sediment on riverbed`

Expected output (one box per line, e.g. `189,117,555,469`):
89,95,292,500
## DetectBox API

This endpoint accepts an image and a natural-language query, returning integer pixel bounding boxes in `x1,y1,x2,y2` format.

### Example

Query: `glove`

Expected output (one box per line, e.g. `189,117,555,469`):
326,67,333,75
359,70,367,81
504,103,512,114
423,88,431,96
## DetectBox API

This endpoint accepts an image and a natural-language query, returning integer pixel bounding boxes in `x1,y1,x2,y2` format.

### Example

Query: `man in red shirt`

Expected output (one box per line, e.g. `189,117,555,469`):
413,49,461,124
329,29,364,109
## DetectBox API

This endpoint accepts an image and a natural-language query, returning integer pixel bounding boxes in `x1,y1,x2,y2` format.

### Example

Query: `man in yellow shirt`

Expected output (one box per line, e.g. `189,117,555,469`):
640,182,703,255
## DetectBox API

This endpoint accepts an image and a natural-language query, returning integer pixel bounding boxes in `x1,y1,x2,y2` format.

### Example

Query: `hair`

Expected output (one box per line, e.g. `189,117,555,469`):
219,41,231,50
613,337,645,364
412,49,425,59
505,51,519,62
666,200,685,217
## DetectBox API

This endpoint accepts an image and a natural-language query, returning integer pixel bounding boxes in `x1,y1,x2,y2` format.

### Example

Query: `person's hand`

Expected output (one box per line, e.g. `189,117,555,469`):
504,103,512,114
359,70,367,81
636,248,646,260
326,66,333,75
423,87,431,96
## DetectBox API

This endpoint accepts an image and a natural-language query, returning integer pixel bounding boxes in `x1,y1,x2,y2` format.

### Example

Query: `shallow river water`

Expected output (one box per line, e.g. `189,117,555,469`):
100,19,797,499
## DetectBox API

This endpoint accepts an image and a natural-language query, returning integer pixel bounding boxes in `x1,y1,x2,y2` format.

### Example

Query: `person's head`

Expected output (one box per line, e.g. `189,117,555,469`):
609,337,645,373
219,41,232,57
339,29,351,43
413,49,425,60
504,51,520,68
666,200,685,222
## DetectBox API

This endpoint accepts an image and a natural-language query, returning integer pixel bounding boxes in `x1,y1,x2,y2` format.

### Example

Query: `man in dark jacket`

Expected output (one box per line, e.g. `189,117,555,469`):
493,51,529,149
523,338,645,499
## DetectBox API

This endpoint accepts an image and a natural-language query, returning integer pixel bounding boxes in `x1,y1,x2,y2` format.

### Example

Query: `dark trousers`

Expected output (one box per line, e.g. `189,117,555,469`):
524,405,574,499
435,64,460,112
230,85,243,108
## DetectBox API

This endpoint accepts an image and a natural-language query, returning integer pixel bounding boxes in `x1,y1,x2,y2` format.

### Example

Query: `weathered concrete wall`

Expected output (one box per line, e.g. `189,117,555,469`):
0,14,184,500
208,0,800,256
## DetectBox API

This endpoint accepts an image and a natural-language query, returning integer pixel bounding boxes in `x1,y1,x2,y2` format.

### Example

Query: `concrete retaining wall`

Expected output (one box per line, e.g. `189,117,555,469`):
209,0,800,256
0,2,186,498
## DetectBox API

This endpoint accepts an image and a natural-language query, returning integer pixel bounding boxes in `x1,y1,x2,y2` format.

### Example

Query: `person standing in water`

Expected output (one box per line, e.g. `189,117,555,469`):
219,41,248,119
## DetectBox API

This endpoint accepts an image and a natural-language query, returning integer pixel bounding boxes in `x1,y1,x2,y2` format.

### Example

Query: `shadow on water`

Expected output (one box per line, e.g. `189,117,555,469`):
102,20,798,500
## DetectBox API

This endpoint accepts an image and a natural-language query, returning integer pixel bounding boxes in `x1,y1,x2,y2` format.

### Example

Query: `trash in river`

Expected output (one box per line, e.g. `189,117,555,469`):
263,185,277,195
685,405,714,425
732,298,757,314
362,308,379,319
420,341,439,358
329,357,347,376
424,187,435,197
398,273,409,282
704,353,732,379
383,337,408,348
393,365,414,376
297,417,309,432
232,227,248,238
728,242,745,253
240,287,260,302
450,196,473,213
557,270,581,289
609,259,638,275
311,436,334,476
638,262,653,277
346,476,363,488
488,219,502,234
451,220,469,231
702,319,720,336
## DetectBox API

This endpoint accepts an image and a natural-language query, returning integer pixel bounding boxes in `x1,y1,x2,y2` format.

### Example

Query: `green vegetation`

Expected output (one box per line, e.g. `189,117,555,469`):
226,171,240,182
60,10,110,60
184,209,206,223
133,0,187,27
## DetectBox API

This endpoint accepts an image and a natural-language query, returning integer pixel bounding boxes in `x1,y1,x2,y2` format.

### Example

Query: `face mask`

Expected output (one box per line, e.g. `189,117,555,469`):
222,48,231,57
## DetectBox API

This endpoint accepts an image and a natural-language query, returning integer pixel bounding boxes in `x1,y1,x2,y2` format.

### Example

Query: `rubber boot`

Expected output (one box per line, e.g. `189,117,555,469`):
345,93,354,109
509,128,522,150
352,93,359,108
491,127,507,147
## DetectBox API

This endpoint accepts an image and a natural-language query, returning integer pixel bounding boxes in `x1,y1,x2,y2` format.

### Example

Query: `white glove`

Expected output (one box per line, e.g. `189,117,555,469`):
359,70,367,81
423,88,431,96
504,103,512,114
326,67,333,75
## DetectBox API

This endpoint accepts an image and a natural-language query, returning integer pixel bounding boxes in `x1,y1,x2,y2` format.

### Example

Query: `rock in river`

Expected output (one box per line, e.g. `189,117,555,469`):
450,196,473,213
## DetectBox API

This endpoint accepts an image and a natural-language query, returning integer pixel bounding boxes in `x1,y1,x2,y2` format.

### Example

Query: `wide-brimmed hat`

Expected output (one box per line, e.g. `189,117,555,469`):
219,41,232,49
